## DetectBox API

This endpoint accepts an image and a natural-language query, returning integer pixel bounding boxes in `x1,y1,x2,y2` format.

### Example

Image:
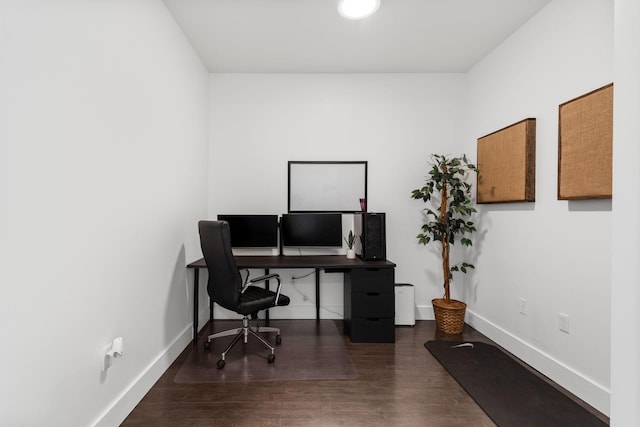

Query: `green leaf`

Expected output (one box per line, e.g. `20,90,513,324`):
411,153,478,267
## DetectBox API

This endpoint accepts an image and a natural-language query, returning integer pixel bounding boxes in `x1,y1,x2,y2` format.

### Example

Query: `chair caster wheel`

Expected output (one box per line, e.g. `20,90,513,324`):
217,359,225,369
276,335,282,345
203,341,211,350
268,354,275,364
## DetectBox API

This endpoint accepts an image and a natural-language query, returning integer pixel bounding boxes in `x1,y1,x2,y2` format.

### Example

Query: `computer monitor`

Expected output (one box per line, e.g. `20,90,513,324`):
281,213,342,247
216,214,279,248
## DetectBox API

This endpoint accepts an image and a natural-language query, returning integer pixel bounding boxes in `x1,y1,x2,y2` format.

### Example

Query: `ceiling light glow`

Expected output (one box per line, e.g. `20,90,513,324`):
338,0,380,20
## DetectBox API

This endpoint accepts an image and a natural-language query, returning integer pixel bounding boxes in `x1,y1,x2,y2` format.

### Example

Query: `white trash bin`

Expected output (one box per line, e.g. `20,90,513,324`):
394,283,415,326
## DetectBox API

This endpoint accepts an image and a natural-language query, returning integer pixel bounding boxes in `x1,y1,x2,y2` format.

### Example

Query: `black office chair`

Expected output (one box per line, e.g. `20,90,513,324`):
198,220,290,369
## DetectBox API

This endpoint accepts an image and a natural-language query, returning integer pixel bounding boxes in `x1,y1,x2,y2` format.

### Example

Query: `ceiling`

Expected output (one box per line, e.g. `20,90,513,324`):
162,0,552,73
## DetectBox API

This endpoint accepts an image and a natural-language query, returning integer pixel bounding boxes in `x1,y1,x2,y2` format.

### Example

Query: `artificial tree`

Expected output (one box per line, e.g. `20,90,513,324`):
411,154,478,333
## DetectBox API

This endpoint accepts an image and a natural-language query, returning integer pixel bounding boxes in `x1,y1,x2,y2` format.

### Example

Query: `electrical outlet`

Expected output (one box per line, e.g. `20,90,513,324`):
559,312,570,333
519,298,527,315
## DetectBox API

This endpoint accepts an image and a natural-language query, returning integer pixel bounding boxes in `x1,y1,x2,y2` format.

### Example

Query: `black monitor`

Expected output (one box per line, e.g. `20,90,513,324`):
281,213,342,247
217,214,279,248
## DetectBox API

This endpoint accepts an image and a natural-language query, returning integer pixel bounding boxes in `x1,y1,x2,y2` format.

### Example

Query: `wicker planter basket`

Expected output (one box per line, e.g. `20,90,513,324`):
432,298,467,334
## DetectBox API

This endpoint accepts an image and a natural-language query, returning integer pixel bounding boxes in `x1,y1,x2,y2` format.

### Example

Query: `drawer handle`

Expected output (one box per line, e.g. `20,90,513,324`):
366,292,381,296
366,318,381,321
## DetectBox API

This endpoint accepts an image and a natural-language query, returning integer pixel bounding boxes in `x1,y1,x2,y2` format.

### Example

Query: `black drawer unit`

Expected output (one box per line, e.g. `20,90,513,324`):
344,267,395,343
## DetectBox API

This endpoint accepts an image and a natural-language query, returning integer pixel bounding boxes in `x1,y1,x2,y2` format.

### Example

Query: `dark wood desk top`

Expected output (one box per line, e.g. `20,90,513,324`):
187,255,395,270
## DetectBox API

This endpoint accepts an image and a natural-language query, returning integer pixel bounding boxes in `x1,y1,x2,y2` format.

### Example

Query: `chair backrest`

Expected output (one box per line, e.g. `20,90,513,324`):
198,220,243,312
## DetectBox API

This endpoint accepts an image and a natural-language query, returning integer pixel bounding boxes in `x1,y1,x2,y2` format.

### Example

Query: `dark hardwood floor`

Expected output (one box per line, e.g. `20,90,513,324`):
122,320,608,427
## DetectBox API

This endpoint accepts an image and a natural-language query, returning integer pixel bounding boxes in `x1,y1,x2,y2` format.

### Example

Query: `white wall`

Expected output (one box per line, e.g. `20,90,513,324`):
463,0,612,414
207,0,615,416
0,0,624,424
209,73,466,319
0,1,209,426
611,0,640,425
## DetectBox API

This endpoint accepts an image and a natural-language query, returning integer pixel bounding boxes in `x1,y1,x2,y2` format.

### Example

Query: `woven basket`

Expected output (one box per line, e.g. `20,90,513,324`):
432,298,467,334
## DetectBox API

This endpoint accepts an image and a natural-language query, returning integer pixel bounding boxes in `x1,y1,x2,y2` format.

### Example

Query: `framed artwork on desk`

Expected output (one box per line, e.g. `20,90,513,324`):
288,161,367,213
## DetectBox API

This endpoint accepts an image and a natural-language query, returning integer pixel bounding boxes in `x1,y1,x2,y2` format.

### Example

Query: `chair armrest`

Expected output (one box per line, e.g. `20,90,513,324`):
239,268,250,286
245,273,284,305
248,273,280,284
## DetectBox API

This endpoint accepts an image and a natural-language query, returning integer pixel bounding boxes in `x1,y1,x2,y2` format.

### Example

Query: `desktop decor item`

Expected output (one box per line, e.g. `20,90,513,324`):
558,83,613,200
288,161,367,213
477,118,536,203
411,154,477,334
344,230,357,259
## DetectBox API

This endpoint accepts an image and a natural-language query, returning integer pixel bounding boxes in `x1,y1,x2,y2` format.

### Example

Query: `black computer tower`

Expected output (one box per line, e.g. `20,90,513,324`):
354,212,386,260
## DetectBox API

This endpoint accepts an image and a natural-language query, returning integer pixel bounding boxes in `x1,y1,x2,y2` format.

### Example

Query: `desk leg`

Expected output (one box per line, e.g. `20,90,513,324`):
193,268,199,344
265,268,270,322
315,268,320,321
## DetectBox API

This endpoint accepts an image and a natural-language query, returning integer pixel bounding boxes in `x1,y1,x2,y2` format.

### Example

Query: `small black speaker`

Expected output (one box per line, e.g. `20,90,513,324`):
354,212,386,260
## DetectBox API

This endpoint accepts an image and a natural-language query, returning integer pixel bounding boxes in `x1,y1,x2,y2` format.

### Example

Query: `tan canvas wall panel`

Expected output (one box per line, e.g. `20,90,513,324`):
558,83,613,200
477,118,536,203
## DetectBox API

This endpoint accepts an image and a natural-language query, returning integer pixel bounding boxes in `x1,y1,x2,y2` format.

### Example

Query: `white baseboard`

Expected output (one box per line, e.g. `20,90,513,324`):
93,304,342,425
92,303,609,426
416,304,435,320
465,309,610,416
92,323,194,427
208,304,344,320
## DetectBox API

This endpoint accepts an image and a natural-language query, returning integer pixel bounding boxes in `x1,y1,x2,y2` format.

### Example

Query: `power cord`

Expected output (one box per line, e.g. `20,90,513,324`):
289,270,342,317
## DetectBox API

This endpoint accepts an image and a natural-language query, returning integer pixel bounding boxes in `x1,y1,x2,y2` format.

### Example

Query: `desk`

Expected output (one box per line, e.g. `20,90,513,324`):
187,255,396,343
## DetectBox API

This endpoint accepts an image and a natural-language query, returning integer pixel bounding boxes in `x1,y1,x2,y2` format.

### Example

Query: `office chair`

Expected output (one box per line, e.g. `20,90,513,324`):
198,220,290,369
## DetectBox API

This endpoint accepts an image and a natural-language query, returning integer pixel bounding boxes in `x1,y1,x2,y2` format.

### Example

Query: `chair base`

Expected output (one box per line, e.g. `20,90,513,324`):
204,316,281,368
